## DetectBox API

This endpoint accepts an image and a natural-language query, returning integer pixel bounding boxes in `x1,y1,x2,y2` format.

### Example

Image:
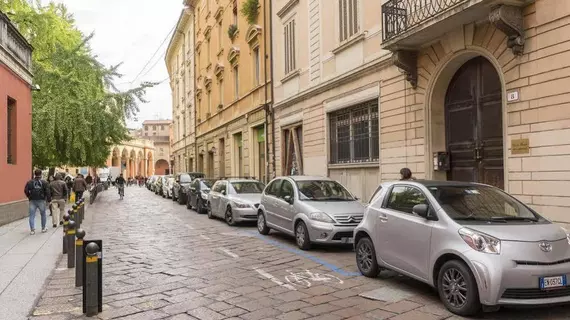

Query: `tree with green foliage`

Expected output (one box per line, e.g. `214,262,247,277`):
0,0,155,168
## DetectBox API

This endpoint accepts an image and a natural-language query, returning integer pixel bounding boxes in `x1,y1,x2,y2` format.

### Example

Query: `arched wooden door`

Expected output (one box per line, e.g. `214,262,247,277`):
445,57,504,189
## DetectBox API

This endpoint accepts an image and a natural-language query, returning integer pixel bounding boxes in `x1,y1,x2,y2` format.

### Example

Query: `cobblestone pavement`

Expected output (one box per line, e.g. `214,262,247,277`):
29,187,570,320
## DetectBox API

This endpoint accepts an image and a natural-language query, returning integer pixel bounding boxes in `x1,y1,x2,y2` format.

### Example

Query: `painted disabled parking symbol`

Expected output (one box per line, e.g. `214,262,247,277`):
284,269,343,288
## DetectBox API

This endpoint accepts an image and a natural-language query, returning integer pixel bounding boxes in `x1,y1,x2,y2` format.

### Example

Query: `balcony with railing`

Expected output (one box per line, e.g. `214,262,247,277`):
0,12,32,77
381,0,532,50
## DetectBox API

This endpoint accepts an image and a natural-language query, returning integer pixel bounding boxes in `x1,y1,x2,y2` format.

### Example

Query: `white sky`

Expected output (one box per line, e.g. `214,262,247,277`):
41,0,183,128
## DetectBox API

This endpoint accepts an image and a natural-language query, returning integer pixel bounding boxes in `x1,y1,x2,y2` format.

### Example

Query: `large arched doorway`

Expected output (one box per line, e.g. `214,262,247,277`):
445,56,504,189
111,147,120,167
155,159,169,175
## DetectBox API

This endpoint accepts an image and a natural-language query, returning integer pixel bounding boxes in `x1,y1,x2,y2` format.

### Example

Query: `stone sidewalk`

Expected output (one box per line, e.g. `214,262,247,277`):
0,206,69,320
28,187,570,320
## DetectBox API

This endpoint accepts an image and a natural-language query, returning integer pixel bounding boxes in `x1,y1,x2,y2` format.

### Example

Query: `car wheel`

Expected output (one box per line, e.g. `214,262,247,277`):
356,237,379,277
437,260,481,316
177,194,183,204
207,203,214,219
225,207,236,226
197,199,204,214
257,212,270,235
186,198,192,210
295,221,311,250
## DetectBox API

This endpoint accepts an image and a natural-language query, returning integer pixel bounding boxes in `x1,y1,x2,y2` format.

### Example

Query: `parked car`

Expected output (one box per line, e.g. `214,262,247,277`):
149,175,161,192
354,180,570,316
172,172,205,204
146,175,156,190
154,176,167,195
207,178,265,225
257,176,365,250
163,177,175,198
186,178,216,213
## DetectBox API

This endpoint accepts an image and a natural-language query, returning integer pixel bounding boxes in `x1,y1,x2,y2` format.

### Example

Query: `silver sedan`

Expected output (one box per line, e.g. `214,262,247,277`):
207,179,265,226
257,176,365,250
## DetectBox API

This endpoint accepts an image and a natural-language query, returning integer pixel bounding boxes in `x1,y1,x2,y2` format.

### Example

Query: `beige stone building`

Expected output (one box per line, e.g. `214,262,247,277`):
106,138,155,177
167,8,197,175
140,120,172,175
272,0,385,201
272,0,570,223
187,0,273,181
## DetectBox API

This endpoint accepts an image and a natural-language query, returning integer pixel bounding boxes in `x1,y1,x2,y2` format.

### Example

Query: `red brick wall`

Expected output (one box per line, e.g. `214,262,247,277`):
0,64,32,204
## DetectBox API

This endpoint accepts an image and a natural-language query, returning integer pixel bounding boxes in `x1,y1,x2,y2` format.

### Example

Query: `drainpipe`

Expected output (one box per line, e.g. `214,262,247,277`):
263,0,269,183
268,0,276,179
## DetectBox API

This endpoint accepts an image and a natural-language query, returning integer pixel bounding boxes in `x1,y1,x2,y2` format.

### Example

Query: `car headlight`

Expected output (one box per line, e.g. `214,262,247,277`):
233,202,250,209
309,212,334,223
459,228,501,254
562,227,570,245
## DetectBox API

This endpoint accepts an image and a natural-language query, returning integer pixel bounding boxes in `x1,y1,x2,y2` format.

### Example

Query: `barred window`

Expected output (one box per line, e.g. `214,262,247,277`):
329,100,379,164
339,0,359,42
284,19,296,75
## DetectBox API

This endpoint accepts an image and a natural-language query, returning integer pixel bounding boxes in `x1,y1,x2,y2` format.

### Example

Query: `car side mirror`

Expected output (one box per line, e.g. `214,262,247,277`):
413,204,436,220
284,195,294,204
221,190,226,195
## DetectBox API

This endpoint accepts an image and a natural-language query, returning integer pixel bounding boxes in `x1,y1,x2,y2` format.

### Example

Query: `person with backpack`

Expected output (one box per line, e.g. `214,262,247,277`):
24,169,51,235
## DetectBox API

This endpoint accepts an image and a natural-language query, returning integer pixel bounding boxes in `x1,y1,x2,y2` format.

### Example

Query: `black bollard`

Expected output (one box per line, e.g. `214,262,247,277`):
67,220,76,268
85,242,100,317
75,229,86,287
62,214,70,254
73,205,81,229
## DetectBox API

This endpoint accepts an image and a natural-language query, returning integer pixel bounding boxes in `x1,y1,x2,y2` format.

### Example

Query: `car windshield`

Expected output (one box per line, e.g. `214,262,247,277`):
427,185,540,221
296,180,355,201
200,180,215,190
230,181,265,194
179,174,192,183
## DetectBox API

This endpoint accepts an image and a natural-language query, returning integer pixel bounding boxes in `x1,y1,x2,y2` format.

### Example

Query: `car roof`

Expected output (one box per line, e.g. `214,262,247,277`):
286,175,333,182
383,180,487,188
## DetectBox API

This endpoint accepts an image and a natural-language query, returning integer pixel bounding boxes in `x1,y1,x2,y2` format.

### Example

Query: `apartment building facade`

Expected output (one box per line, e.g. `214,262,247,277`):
271,0,387,201
140,120,172,174
187,0,272,181
272,0,570,223
167,8,197,175
0,11,33,226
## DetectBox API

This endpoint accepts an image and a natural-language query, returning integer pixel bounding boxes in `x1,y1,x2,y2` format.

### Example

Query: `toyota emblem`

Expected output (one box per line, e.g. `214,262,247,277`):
539,241,552,252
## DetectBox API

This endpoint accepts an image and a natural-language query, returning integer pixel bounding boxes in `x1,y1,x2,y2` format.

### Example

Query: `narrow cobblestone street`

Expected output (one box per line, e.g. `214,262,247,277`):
29,187,570,320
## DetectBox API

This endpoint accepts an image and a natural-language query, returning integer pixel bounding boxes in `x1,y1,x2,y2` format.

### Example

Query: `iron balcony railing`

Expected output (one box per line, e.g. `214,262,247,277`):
382,0,470,42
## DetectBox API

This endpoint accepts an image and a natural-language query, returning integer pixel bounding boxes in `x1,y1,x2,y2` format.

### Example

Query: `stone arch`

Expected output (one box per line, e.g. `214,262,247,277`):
155,159,169,175
111,147,120,167
422,28,508,189
129,149,137,178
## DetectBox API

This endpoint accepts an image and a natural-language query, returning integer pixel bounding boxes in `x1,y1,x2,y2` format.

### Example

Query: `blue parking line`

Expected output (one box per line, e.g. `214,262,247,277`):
247,231,361,277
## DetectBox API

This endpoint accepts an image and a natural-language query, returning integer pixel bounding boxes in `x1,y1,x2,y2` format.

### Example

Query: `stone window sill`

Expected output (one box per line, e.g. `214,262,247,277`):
281,69,300,84
332,33,366,55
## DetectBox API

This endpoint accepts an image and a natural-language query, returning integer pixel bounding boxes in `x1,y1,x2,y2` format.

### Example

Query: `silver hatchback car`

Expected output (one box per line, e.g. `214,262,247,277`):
207,178,265,225
258,176,365,250
354,180,570,316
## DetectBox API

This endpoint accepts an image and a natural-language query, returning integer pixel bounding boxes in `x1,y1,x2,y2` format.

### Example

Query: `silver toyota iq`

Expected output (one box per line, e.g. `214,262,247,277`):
354,180,570,316
257,176,365,250
207,178,265,226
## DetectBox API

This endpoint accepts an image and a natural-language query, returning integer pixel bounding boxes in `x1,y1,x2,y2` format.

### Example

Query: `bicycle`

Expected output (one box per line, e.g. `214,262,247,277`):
284,269,343,288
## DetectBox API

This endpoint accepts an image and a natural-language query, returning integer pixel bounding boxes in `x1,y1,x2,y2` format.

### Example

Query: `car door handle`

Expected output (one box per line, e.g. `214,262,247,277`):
378,214,388,222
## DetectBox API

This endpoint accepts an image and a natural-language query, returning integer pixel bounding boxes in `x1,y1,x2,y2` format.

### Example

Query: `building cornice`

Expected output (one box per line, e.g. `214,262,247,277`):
274,55,392,110
165,8,193,69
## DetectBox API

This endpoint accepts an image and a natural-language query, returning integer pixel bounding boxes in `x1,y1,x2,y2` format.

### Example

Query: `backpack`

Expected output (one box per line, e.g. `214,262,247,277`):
29,180,45,199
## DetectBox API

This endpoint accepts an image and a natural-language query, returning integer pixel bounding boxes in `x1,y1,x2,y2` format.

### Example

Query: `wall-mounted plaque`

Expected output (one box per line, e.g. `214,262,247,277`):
511,138,529,155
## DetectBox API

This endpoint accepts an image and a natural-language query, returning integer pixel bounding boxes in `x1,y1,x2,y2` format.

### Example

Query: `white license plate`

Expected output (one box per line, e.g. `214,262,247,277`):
540,275,567,289
341,237,354,244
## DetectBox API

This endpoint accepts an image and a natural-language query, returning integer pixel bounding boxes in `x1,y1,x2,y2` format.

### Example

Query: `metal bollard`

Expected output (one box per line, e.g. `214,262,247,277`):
73,205,81,229
79,199,85,223
75,229,86,287
85,242,100,317
62,214,70,254
67,220,76,268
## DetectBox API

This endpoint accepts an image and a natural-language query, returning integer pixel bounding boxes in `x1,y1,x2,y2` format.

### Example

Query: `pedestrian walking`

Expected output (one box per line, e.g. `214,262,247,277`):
47,175,54,217
24,169,51,235
73,174,88,200
400,167,416,181
49,174,68,228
